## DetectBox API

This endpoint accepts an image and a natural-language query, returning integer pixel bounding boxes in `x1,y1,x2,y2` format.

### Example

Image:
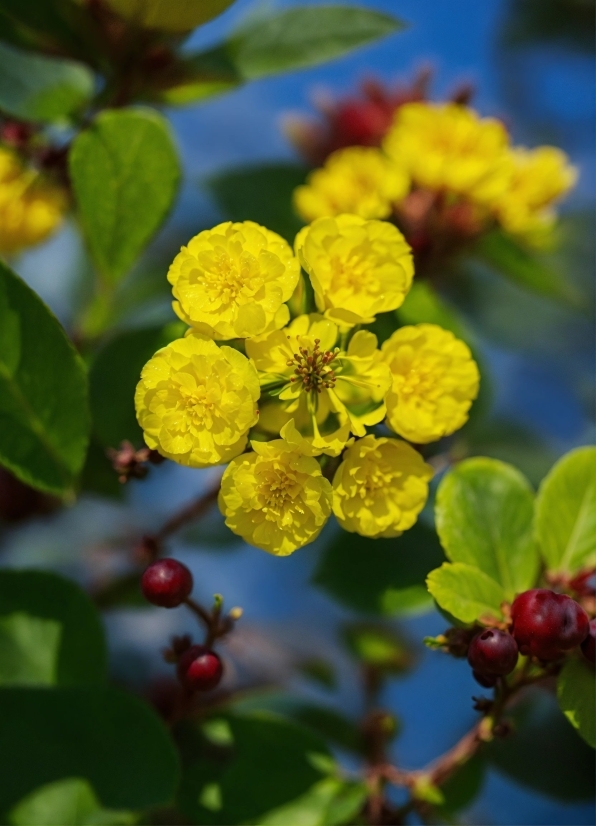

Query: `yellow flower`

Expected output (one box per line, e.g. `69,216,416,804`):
332,435,433,537
495,146,577,245
381,324,480,444
383,102,512,205
135,333,260,467
167,221,300,340
0,148,66,256
293,146,409,222
295,215,414,327
246,314,392,454
218,438,333,555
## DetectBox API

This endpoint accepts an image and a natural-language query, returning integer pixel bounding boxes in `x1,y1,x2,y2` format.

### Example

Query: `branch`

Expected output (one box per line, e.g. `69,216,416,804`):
153,479,221,543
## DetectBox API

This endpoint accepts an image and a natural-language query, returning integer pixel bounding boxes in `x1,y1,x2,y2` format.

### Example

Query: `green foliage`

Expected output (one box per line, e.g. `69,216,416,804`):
0,570,107,686
178,711,332,825
438,756,486,815
396,281,470,340
0,686,179,817
313,522,444,616
342,623,412,673
0,41,93,122
0,261,89,496
257,776,367,826
103,0,236,32
207,164,307,243
426,562,507,624
557,658,596,748
282,703,364,755
9,778,135,826
435,457,538,599
70,109,181,283
535,445,596,574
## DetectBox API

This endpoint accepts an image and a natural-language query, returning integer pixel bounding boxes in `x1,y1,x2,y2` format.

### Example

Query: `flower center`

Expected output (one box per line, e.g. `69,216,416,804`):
329,254,370,295
201,249,255,303
287,338,339,394
397,363,435,397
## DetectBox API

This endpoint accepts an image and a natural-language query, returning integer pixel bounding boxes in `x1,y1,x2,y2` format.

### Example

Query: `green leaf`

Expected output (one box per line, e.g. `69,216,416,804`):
426,562,506,624
0,570,107,686
438,756,485,815
557,658,595,748
283,703,364,755
103,0,236,32
0,687,179,817
396,281,470,341
207,164,307,244
485,690,595,800
342,624,412,673
0,262,90,496
9,778,135,826
224,6,404,79
435,458,538,599
472,229,582,306
313,523,444,616
178,711,331,825
70,109,181,283
257,777,367,826
0,41,93,123
535,446,596,574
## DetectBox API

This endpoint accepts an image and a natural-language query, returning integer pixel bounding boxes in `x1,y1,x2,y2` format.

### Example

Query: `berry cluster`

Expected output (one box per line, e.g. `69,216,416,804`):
467,588,592,687
141,559,224,692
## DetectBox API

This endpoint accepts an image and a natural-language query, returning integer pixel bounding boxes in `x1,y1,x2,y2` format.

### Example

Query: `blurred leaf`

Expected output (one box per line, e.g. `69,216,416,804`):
396,281,470,340
426,563,506,624
0,687,179,817
0,41,93,122
79,438,123,500
313,523,444,616
0,570,107,686
226,6,404,79
299,659,337,691
103,0,236,33
535,446,596,574
9,778,135,826
0,262,89,496
557,658,595,748
70,109,181,283
91,572,144,610
485,689,595,800
0,613,61,687
502,0,595,53
285,703,364,755
89,323,182,449
438,755,485,814
435,458,538,599
207,164,307,243
178,711,331,825
343,623,413,673
472,230,581,307
258,777,367,826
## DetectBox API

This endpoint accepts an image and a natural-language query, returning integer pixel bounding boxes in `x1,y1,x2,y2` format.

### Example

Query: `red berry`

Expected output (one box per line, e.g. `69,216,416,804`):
511,589,589,660
141,559,193,608
472,670,498,688
467,629,519,676
177,645,223,691
581,619,596,665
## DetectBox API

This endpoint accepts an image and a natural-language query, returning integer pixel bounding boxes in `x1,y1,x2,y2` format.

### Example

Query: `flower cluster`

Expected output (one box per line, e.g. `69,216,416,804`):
293,102,576,248
136,216,479,555
0,146,66,256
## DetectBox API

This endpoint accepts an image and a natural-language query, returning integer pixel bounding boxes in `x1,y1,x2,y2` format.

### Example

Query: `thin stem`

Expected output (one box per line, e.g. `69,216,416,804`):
154,479,221,543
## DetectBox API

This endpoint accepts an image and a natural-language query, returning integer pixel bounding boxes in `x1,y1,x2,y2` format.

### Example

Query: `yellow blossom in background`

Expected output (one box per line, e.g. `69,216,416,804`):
382,324,480,444
218,438,333,555
246,313,391,454
494,146,577,246
167,221,300,339
332,435,433,537
135,333,259,467
0,148,66,256
296,215,414,327
383,102,511,205
293,146,409,222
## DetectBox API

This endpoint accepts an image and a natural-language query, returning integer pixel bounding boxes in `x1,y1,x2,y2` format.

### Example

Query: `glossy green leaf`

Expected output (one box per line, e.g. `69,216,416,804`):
9,778,135,826
486,690,595,800
0,687,179,817
70,109,181,283
535,446,596,574
435,458,538,599
226,6,404,79
0,570,106,686
557,658,595,748
207,164,307,243
0,41,93,122
103,0,236,32
258,777,367,826
426,562,506,624
0,262,89,495
313,523,444,616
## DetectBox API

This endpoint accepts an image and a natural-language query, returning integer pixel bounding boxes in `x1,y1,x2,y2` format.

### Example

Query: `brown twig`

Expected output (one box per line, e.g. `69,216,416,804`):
153,479,221,543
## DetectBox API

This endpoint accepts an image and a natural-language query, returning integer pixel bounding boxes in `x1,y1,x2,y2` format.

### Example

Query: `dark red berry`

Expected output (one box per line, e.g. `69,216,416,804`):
472,670,498,688
581,619,596,665
177,645,223,692
467,629,519,676
569,569,596,598
141,559,193,608
511,589,589,660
